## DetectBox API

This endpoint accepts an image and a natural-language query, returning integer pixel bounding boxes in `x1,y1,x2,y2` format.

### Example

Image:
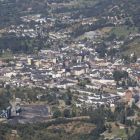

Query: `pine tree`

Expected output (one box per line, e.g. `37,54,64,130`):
108,123,112,133
120,109,126,124
125,128,129,134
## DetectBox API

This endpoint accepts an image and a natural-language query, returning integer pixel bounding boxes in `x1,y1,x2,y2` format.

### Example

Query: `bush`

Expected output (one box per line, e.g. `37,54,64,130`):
53,110,61,118
63,109,70,118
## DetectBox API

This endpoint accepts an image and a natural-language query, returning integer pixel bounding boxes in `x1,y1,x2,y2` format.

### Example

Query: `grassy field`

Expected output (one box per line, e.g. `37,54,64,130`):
0,29,6,37
109,26,138,37
75,35,85,41
47,121,94,134
43,116,90,123
0,52,13,61
60,0,99,9
99,27,114,34
122,38,140,56
102,122,136,139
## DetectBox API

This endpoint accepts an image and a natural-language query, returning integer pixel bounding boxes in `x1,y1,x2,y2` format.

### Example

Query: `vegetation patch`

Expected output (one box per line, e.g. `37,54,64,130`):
47,121,95,134
122,37,140,56
102,122,136,138
109,25,138,37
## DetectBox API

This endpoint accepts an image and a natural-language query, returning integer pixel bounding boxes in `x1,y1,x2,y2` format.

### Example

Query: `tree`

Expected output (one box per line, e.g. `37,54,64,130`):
27,92,37,102
125,120,132,127
132,102,139,110
63,109,70,118
73,96,78,101
132,54,137,62
115,122,119,127
126,107,134,117
72,110,76,117
106,33,116,41
90,111,104,125
122,81,125,87
5,84,10,90
116,80,119,86
65,93,71,105
53,110,61,118
108,123,112,133
120,110,126,124
123,71,128,78
81,108,88,116
125,128,129,134
47,95,54,103
113,71,123,81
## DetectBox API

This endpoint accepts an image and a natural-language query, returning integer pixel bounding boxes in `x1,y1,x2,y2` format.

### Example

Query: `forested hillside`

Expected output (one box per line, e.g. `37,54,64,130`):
0,0,49,29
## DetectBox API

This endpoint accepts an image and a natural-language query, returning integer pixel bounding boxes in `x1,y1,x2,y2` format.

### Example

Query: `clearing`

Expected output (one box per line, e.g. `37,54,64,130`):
47,121,95,134
0,52,13,61
109,26,138,37
122,38,140,56
102,122,136,139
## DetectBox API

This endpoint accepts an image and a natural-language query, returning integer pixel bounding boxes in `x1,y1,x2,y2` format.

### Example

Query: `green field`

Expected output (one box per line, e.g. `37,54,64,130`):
62,0,100,9
0,52,13,61
109,26,138,37
122,37,140,56
102,122,136,139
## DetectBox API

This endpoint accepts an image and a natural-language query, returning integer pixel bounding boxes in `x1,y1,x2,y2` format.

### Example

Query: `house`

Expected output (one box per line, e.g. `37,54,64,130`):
85,83,100,89
52,73,62,78
102,93,111,99
0,76,10,81
66,81,76,87
91,77,101,83
56,83,67,89
0,62,8,66
4,72,16,77
76,103,82,108
84,31,100,39
88,95,100,100
128,95,139,105
76,89,93,95
125,90,135,102
99,78,115,84
119,125,125,129
71,67,85,76
78,97,88,102
117,90,125,97
90,98,107,105
110,102,116,107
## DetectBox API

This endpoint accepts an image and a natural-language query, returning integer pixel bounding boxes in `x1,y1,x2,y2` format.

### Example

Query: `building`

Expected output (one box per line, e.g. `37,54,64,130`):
84,31,100,39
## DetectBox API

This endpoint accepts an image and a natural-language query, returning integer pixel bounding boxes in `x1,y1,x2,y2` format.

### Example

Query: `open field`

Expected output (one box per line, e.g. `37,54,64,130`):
0,29,6,34
47,121,95,134
109,26,138,37
43,116,90,123
58,0,99,9
75,35,85,41
102,122,136,139
0,29,6,37
99,27,114,34
0,52,13,61
122,38,140,56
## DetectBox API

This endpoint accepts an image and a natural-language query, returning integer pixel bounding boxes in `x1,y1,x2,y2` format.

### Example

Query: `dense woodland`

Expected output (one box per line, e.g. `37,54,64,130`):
0,0,49,29
0,36,51,53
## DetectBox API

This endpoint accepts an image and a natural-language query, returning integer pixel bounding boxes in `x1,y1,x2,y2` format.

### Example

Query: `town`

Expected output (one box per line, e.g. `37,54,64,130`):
1,36,140,107
1,0,140,139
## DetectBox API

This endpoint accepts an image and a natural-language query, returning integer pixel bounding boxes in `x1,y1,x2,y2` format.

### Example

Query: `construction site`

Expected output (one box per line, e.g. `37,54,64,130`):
0,98,51,124
10,105,51,124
